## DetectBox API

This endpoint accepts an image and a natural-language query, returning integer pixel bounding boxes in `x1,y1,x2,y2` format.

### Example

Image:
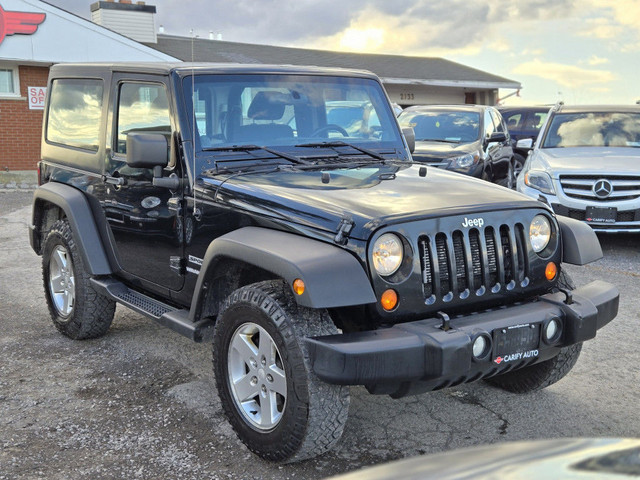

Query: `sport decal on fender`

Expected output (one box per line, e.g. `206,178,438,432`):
0,5,46,46
494,350,539,364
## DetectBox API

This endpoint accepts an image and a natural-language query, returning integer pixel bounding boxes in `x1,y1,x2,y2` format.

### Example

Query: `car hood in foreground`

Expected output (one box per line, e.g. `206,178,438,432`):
328,438,640,480
534,147,640,177
200,163,542,240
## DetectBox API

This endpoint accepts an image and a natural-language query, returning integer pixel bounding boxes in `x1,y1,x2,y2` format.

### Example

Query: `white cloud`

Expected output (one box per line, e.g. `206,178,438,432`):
586,55,609,65
513,59,615,88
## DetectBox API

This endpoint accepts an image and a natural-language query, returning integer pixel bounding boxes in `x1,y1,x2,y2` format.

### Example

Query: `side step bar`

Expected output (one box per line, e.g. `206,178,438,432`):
90,278,214,343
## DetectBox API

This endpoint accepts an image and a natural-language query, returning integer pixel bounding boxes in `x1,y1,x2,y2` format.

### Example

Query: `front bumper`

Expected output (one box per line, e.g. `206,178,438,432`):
306,281,618,396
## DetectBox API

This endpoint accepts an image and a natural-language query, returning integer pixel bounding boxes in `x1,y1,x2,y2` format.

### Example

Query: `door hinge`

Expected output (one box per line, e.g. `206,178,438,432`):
169,256,186,275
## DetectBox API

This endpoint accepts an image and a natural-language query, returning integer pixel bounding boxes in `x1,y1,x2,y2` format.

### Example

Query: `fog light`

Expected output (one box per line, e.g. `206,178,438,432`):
544,317,562,344
472,334,490,360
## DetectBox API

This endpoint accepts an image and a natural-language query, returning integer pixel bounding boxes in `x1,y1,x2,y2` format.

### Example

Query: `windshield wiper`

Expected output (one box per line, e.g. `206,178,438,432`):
202,144,312,165
418,138,461,144
295,140,386,161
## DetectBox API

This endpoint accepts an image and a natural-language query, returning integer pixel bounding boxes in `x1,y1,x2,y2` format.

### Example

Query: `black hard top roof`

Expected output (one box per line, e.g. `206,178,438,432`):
49,62,381,80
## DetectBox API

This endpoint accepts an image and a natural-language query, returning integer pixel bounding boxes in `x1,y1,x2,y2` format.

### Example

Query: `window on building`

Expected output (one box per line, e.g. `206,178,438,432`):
0,67,18,96
46,79,104,151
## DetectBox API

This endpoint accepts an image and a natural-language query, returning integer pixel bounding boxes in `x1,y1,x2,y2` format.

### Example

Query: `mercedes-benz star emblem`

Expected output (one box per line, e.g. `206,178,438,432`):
593,179,613,199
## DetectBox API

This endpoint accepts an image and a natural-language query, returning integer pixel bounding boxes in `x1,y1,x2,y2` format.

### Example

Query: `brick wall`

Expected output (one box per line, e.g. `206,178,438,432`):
0,65,49,171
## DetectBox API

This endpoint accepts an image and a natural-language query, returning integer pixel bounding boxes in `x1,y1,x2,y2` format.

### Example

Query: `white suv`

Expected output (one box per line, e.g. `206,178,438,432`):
517,103,640,233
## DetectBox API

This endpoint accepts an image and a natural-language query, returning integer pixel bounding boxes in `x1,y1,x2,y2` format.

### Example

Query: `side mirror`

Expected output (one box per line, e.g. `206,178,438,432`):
516,138,534,149
402,127,415,153
488,131,507,143
126,132,169,168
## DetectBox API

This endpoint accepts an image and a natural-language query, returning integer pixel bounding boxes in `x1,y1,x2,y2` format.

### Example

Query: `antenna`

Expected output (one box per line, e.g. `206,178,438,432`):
191,29,197,216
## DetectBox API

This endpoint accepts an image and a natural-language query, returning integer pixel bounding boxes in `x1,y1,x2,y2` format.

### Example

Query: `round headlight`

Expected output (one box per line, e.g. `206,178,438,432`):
372,233,403,276
530,215,551,253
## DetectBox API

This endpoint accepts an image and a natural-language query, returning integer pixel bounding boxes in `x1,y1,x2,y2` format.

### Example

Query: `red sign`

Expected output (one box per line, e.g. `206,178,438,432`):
0,4,46,46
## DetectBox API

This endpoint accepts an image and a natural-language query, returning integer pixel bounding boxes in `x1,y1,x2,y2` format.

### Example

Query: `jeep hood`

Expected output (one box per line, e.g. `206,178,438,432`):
536,147,640,177
201,164,543,240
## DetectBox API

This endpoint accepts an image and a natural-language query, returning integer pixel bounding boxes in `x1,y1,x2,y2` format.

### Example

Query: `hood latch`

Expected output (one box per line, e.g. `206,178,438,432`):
334,218,355,245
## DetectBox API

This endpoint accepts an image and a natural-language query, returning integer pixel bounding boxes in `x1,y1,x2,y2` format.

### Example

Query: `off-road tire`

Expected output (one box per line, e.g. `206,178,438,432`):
485,343,582,393
42,219,115,339
213,280,350,463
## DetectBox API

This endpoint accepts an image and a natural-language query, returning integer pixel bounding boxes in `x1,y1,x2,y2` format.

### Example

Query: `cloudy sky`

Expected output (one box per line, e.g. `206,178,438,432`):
51,0,639,105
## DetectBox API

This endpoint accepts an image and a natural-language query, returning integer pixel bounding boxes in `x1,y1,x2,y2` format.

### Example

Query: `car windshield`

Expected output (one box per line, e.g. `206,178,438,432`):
542,112,640,148
398,110,480,142
182,74,402,157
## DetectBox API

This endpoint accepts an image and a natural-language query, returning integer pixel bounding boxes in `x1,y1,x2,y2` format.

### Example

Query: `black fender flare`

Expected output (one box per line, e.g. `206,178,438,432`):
558,216,603,265
190,227,377,316
31,182,112,275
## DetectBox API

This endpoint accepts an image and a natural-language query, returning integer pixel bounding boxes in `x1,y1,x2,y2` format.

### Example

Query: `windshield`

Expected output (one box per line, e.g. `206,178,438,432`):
542,112,640,148
398,110,480,143
182,74,402,157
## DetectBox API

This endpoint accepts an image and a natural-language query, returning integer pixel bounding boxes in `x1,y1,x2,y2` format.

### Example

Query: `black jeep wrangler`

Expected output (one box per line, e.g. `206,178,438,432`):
30,63,619,463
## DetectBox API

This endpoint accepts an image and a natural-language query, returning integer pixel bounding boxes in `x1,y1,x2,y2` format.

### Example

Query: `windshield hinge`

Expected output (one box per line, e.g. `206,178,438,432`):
334,218,355,245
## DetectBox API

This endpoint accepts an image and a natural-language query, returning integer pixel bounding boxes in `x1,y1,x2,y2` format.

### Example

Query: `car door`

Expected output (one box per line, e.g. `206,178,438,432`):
97,75,185,293
488,108,512,180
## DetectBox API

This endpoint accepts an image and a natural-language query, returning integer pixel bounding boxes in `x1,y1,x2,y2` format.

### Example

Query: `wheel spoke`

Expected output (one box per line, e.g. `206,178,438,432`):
268,365,287,396
50,274,64,293
233,373,259,402
230,333,258,362
258,333,277,366
62,290,72,313
53,247,67,271
260,391,277,427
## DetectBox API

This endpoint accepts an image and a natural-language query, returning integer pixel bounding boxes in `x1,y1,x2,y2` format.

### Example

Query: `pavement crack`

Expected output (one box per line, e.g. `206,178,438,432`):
448,390,509,436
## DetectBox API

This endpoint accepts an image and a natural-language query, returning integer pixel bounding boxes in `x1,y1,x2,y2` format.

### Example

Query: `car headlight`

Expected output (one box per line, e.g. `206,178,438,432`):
372,233,403,276
524,171,555,194
449,152,479,170
530,215,551,253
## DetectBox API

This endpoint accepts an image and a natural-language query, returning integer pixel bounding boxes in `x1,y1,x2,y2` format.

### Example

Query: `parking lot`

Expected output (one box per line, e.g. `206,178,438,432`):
1,189,639,480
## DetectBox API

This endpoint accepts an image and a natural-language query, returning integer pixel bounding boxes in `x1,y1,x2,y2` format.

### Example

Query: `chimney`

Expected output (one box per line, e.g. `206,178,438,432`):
91,1,158,43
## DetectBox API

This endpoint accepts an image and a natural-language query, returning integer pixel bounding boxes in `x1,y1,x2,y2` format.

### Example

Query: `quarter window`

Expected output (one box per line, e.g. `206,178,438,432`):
46,79,103,151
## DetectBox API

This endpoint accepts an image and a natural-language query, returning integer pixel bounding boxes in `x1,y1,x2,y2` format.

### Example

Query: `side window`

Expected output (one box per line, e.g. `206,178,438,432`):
504,113,522,130
116,82,170,154
483,110,495,138
46,79,103,151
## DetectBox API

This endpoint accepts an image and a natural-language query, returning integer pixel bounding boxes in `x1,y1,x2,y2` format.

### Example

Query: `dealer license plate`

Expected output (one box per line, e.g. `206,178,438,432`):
493,323,540,357
586,206,616,224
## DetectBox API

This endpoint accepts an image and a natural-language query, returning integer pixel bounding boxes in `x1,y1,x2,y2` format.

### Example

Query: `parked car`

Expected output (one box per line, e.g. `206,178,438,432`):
517,103,640,232
498,105,551,176
398,105,516,188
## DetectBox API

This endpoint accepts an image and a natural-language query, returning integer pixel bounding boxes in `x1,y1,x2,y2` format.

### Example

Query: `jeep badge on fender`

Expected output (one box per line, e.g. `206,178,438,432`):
30,62,619,463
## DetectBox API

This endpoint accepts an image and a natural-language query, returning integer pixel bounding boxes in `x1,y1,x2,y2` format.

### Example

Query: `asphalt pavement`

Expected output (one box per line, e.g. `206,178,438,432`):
1,189,639,479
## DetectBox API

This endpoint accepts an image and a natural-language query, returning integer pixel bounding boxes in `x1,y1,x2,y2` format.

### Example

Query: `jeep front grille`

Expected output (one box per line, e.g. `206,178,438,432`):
559,175,640,202
419,224,527,303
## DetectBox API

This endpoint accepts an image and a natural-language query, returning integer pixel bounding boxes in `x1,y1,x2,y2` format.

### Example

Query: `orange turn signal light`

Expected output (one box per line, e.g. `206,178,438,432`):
293,278,305,295
545,262,557,281
381,289,398,311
